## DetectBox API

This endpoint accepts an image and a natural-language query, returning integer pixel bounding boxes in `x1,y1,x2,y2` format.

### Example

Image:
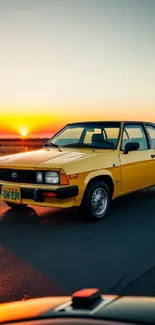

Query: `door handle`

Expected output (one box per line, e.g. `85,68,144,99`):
150,154,155,158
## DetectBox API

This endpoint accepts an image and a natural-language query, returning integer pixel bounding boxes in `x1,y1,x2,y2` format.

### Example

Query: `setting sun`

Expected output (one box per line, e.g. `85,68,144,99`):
20,128,28,137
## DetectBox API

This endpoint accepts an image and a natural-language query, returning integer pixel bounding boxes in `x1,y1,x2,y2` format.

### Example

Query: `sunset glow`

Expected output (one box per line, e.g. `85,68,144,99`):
0,0,155,138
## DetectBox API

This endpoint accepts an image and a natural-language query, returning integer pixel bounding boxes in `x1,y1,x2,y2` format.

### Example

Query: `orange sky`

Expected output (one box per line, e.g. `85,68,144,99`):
0,0,155,138
1,101,155,138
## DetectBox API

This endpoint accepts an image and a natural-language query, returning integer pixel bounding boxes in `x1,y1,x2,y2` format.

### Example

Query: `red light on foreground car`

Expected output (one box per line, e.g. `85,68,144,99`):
72,288,98,298
43,192,56,198
72,288,102,308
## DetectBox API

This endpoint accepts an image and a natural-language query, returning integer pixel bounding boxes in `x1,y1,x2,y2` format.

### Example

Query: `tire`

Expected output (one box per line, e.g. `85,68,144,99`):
80,180,111,221
6,202,28,209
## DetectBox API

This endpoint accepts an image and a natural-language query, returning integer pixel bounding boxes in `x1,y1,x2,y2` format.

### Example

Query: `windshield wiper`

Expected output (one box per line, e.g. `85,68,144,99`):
63,143,94,148
43,142,59,148
63,142,114,149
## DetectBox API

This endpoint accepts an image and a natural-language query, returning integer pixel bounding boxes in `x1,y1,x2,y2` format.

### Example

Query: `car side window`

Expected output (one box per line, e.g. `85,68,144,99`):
104,128,120,147
145,125,155,149
121,124,149,151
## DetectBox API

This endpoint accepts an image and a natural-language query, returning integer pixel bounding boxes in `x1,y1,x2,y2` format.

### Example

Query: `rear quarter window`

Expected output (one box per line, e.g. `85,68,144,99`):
145,125,155,149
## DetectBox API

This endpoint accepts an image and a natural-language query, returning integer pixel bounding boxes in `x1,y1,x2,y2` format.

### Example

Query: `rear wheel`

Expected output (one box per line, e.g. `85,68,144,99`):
80,180,111,221
5,202,28,209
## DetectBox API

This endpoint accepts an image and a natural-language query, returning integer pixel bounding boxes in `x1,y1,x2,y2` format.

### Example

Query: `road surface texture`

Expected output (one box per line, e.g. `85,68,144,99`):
0,187,155,303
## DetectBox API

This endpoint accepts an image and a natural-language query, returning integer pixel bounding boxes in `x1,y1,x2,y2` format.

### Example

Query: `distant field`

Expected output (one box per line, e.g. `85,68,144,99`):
0,139,48,156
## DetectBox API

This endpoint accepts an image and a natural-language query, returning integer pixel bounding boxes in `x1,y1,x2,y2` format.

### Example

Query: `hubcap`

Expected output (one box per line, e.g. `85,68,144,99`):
91,188,108,217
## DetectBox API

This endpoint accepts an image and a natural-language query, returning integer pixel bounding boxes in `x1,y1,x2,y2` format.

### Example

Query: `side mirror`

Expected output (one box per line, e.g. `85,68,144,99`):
123,142,140,154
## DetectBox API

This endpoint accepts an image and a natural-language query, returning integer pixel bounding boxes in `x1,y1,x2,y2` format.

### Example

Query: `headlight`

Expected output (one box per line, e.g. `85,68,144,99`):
36,171,43,183
45,171,60,184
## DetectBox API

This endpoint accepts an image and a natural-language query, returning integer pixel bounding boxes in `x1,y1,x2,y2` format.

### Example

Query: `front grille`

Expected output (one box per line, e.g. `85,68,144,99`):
0,169,35,183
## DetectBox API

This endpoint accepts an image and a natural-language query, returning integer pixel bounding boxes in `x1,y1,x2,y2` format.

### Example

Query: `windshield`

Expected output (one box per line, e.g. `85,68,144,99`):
45,122,121,149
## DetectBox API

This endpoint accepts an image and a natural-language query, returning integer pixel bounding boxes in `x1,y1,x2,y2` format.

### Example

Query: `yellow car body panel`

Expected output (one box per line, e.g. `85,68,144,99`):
0,121,154,212
0,149,84,170
119,150,155,194
0,148,121,208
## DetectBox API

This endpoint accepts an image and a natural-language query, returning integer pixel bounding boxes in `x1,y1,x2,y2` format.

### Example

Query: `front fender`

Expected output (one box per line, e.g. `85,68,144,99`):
84,169,114,186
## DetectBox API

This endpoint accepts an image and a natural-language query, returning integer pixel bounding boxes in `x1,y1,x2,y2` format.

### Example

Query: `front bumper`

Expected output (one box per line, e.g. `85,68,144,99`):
0,184,79,207
26,185,79,201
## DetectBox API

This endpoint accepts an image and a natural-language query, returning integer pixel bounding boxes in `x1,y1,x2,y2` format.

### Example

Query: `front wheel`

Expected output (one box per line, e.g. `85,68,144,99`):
5,202,28,209
80,181,111,221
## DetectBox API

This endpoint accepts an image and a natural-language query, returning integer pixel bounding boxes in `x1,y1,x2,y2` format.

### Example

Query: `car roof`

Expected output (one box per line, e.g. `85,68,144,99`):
68,121,155,125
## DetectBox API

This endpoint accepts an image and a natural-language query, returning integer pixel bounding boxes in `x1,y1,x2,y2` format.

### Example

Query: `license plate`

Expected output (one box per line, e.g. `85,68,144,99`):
1,186,21,203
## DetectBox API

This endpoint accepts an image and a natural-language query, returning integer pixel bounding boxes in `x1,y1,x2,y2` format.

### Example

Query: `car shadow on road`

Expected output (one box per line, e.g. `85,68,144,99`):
0,206,40,226
112,187,155,215
0,187,155,228
0,205,80,227
0,187,155,301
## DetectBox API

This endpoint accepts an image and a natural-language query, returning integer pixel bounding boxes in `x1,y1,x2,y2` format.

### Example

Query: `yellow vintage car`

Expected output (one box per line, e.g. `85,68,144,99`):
0,121,155,221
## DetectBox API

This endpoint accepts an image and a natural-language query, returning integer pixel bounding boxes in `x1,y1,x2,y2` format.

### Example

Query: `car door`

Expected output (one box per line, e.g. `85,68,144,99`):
119,122,155,194
145,123,155,184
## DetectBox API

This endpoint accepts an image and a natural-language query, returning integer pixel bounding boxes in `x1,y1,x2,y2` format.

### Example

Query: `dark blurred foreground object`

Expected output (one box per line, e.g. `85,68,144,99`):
1,287,155,324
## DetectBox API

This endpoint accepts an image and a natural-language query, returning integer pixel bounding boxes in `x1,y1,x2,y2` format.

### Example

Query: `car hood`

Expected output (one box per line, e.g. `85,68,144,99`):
0,148,104,169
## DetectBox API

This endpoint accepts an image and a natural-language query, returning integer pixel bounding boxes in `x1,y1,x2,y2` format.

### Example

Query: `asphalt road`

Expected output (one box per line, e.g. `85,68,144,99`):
1,188,155,303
